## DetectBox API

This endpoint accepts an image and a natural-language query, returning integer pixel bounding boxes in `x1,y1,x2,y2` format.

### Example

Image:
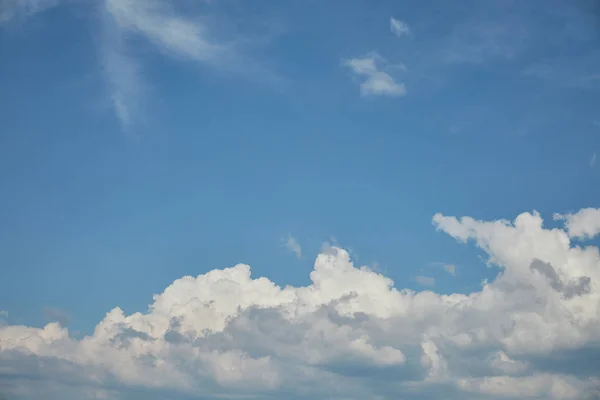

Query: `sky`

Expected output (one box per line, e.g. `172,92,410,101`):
0,0,599,399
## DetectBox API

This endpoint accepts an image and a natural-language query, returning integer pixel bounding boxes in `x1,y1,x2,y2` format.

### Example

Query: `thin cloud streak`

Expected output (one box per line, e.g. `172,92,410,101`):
390,17,411,38
283,235,302,259
0,0,60,25
415,275,435,287
430,261,457,276
99,10,144,130
99,0,230,129
3,0,280,131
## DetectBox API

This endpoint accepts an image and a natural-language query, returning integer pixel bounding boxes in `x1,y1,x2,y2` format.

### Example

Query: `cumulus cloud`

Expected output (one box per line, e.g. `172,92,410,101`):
390,17,411,38
2,207,600,399
590,151,597,168
553,208,600,240
530,259,591,299
283,235,302,259
344,53,406,97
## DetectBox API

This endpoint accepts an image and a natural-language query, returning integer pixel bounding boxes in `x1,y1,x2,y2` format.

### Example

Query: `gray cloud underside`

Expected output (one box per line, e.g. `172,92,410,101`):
2,207,600,399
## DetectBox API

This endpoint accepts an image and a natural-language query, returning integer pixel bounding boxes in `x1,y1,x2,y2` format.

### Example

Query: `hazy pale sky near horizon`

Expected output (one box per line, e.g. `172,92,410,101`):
1,0,600,399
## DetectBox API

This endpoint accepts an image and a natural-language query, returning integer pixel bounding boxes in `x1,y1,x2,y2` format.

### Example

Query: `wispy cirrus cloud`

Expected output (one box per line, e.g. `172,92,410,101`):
99,6,145,130
99,0,251,129
3,0,276,131
415,275,435,287
522,50,600,91
437,0,600,93
343,53,406,97
103,0,231,66
442,263,456,275
429,261,457,276
283,234,302,259
0,0,60,25
443,17,527,65
390,17,411,38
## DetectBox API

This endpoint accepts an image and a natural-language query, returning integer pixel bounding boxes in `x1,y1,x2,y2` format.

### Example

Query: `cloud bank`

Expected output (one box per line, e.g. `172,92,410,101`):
1,207,600,399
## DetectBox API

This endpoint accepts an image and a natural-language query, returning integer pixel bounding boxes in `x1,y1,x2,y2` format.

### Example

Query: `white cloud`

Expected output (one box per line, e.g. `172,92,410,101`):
284,234,302,259
489,351,528,375
415,275,435,287
344,54,406,97
103,0,229,65
390,17,411,38
2,207,600,399
3,0,273,129
590,151,597,167
0,310,7,317
99,0,243,128
99,11,144,130
553,208,600,240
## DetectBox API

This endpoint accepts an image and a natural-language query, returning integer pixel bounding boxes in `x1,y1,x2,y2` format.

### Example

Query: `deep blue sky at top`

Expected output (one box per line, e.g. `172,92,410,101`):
0,0,599,335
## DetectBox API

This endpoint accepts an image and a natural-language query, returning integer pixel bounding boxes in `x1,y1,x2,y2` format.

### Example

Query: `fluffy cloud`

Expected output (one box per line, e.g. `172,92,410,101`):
344,53,406,97
2,207,600,399
554,208,600,240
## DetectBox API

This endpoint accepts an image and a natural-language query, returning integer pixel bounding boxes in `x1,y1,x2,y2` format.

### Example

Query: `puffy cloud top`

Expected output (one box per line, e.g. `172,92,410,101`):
2,208,600,399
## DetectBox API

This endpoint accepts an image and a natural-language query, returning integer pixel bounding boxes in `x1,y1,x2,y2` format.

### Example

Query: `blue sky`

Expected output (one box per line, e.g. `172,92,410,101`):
1,1,600,399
